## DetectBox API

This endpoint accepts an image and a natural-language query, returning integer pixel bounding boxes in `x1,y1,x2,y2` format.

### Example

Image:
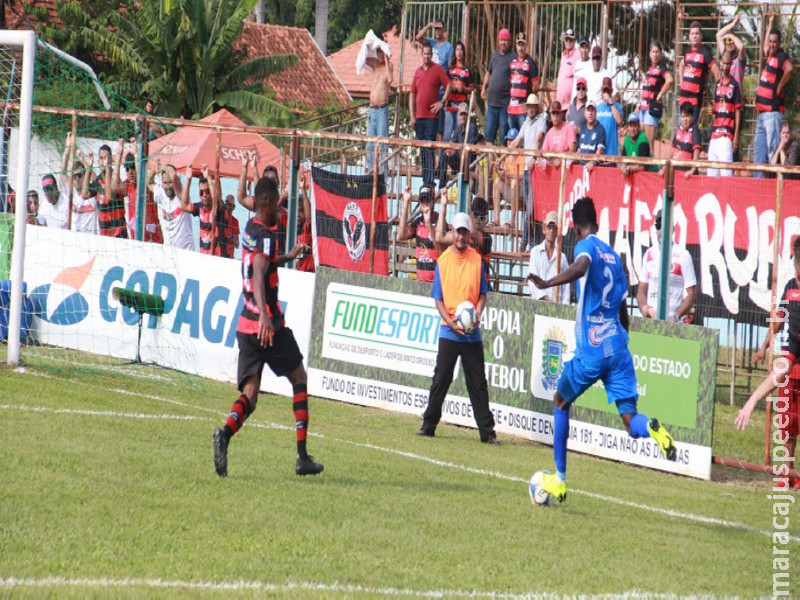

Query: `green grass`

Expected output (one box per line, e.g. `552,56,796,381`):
0,353,797,598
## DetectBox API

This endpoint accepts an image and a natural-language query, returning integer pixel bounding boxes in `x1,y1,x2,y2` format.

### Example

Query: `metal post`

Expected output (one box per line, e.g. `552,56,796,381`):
370,144,380,274
657,162,674,320
135,117,149,242
67,113,77,230
287,132,300,262
553,157,567,302
765,171,784,465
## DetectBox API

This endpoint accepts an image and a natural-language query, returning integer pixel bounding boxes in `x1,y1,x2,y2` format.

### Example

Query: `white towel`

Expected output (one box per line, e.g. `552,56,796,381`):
356,30,392,75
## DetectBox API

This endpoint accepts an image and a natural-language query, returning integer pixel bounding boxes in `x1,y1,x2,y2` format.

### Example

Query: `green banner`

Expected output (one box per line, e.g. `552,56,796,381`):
0,213,13,281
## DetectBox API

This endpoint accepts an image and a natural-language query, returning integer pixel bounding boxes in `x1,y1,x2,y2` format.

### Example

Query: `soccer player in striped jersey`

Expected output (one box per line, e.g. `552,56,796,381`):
213,171,319,478
529,197,676,503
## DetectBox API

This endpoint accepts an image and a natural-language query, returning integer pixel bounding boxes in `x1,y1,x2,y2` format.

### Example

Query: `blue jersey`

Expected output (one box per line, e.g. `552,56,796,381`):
574,235,629,359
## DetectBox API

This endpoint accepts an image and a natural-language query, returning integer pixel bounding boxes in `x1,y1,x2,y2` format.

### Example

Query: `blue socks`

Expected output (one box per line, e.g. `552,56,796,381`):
629,413,650,438
553,405,569,479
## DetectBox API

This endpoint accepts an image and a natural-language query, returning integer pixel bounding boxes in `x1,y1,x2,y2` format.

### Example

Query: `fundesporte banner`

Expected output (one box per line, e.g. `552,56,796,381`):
23,226,314,397
532,166,800,322
308,266,719,479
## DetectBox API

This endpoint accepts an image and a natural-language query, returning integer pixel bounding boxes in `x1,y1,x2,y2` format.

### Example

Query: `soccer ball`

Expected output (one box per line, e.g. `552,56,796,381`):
455,300,477,334
529,470,554,507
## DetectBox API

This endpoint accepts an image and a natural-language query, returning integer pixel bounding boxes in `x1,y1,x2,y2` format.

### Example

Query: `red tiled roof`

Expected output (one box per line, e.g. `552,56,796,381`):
236,22,351,113
326,27,424,98
5,0,56,31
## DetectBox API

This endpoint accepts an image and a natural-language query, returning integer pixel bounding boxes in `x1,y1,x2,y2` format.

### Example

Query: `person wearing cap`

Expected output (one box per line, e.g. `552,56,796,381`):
481,28,516,145
417,210,499,445
596,77,623,156
397,182,447,283
678,21,719,126
508,93,547,250
637,208,697,322
112,138,163,243
439,42,475,186
571,36,592,101
620,112,654,176
708,49,743,177
568,76,589,135
58,132,99,235
716,15,746,88
434,190,493,286
639,40,673,149
578,98,606,171
410,42,452,185
526,210,570,304
439,101,483,189
507,32,539,132
539,101,577,170
556,28,578,107
416,16,453,140
38,172,69,229
584,45,616,106
491,128,525,229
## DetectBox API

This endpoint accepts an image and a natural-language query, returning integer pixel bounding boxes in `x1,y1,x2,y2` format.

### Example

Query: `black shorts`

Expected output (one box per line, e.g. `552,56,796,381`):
236,327,303,391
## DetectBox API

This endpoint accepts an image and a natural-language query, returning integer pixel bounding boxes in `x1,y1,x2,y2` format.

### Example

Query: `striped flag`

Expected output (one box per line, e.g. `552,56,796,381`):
311,166,389,275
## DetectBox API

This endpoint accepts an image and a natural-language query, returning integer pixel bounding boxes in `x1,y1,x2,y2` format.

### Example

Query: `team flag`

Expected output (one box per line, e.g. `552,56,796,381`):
311,166,389,275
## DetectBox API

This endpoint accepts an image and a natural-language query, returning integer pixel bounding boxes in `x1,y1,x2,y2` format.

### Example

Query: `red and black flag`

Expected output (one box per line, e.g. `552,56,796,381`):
311,166,389,275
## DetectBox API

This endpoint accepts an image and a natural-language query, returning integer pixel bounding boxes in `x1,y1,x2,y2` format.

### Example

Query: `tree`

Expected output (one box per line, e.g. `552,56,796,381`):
80,0,299,124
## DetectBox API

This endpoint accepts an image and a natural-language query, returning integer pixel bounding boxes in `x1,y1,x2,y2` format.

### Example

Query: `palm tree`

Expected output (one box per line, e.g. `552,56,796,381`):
82,0,298,124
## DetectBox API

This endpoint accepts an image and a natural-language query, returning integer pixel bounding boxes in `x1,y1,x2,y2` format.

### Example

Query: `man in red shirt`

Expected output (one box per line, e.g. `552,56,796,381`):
753,14,794,177
678,21,719,126
410,42,451,185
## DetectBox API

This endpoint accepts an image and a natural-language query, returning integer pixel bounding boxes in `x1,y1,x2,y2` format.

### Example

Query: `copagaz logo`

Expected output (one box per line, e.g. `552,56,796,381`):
342,201,366,263
541,326,568,391
29,256,96,326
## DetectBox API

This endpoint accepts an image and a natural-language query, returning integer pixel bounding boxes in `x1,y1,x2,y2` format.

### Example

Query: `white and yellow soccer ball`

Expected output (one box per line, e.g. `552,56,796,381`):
528,470,554,507
455,300,477,334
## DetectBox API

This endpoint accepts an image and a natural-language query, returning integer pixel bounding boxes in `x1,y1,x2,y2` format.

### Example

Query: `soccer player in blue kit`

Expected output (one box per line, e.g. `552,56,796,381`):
529,197,676,502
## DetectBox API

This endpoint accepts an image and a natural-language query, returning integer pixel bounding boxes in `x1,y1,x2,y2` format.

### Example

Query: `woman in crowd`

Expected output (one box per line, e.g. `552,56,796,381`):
639,40,673,148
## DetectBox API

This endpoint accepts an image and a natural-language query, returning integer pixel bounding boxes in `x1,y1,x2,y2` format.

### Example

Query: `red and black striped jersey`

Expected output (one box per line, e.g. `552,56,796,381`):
237,217,284,335
671,125,702,168
215,211,239,259
411,211,443,283
191,202,216,254
446,65,473,111
97,189,127,238
679,45,715,107
508,56,539,115
711,77,742,140
756,49,790,113
640,62,668,111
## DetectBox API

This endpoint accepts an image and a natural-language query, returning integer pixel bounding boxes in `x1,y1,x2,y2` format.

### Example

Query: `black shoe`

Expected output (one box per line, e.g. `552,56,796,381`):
416,427,435,437
296,455,324,476
213,428,228,477
483,432,500,445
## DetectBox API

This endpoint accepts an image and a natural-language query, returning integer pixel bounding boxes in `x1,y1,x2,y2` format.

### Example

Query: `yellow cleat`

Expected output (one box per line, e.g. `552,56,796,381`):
540,472,567,503
648,418,677,461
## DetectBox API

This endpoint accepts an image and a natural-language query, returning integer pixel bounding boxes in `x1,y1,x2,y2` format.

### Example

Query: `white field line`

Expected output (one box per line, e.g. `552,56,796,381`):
0,577,702,599
0,403,202,421
6,370,796,544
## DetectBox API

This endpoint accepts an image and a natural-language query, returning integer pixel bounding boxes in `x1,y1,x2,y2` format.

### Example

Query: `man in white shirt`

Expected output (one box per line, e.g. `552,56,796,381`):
526,210,570,303
509,93,547,250
585,45,617,106
37,173,69,229
637,209,697,321
150,163,194,251
571,36,592,101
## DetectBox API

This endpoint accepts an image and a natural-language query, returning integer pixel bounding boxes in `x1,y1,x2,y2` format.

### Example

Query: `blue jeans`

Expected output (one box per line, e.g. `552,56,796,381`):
507,112,525,133
753,111,784,178
415,118,438,185
366,105,389,172
485,105,509,146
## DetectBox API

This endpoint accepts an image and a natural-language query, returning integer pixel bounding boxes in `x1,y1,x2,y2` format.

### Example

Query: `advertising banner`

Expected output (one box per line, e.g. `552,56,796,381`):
309,267,719,479
532,166,800,321
23,227,314,397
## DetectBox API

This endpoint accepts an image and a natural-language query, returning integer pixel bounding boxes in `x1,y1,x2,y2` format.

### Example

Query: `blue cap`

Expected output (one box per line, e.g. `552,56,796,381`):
506,128,519,141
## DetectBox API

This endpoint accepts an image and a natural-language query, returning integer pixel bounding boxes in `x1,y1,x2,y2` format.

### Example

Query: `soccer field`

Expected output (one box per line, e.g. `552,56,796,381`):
0,353,796,598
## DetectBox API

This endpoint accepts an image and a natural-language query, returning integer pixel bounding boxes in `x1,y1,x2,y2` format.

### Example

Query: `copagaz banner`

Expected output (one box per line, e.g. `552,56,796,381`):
308,266,719,479
532,165,800,323
310,166,390,275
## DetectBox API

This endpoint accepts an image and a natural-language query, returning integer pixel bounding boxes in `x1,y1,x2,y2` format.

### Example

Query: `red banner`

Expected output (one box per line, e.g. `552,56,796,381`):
532,165,800,321
311,166,389,275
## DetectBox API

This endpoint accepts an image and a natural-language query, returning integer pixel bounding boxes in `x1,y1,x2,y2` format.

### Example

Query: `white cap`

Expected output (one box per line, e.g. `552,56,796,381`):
452,212,471,231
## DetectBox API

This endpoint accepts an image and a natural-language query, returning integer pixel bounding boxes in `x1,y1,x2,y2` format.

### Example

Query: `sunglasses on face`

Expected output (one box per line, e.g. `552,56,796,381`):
473,212,487,219
576,86,586,91
655,219,662,230
592,56,602,60
199,188,211,197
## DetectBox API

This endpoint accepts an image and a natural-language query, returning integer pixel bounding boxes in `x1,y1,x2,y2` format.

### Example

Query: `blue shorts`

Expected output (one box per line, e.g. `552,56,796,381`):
557,348,638,410
640,109,660,127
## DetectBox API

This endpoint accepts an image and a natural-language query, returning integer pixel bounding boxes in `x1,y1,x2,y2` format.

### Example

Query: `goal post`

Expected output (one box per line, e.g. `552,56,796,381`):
5,30,36,365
